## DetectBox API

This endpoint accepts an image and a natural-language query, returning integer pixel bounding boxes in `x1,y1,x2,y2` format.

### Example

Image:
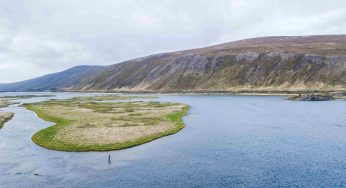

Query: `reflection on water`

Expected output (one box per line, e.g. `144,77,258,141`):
1,92,346,187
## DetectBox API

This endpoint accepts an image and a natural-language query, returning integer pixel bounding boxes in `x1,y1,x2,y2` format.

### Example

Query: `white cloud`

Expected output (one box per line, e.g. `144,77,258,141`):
0,0,346,82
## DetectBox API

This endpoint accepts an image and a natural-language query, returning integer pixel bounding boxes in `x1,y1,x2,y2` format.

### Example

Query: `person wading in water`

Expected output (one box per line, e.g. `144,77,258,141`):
108,154,111,164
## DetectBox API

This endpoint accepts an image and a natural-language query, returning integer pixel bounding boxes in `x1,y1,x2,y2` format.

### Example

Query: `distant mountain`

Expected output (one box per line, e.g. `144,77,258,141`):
0,66,104,92
1,35,346,93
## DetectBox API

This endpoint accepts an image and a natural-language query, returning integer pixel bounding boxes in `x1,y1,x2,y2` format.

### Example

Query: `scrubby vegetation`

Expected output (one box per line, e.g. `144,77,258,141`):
24,96,188,151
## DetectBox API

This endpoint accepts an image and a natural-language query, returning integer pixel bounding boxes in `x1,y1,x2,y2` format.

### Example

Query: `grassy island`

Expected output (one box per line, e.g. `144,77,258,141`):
0,95,55,108
0,112,14,128
24,96,188,151
0,95,56,128
0,95,55,99
0,99,16,128
0,99,17,108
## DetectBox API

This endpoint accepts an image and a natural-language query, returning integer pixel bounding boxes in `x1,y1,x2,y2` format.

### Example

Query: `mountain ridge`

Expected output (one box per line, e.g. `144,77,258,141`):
1,35,346,93
0,65,104,92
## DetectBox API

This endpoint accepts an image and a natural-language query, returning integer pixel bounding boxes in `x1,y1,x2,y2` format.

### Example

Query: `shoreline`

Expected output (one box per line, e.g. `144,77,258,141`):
58,89,346,97
2,89,346,98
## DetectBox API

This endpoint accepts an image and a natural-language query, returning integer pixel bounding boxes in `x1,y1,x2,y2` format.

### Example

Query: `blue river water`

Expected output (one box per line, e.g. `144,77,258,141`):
1,92,346,187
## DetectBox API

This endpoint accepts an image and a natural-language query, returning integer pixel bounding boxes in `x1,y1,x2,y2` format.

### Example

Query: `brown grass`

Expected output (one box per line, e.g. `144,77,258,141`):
24,97,189,151
0,112,14,128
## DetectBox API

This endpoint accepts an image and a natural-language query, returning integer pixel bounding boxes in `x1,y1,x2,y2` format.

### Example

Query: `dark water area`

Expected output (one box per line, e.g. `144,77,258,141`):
1,92,346,187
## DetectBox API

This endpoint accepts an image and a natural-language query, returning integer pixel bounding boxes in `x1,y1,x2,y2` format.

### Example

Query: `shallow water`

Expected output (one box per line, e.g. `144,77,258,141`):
1,92,346,187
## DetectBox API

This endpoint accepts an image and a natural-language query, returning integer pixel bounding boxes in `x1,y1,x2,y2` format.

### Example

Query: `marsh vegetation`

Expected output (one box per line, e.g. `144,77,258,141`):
0,112,14,128
0,95,55,128
24,96,188,151
0,95,55,108
64,95,155,101
0,98,16,128
0,95,54,99
0,99,17,108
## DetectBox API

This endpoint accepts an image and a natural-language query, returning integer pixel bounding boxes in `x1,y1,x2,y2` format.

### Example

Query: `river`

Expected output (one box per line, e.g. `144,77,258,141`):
1,92,346,187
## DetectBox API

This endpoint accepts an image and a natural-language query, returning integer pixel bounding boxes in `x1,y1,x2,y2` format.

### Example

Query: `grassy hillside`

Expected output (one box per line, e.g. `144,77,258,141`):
2,35,346,93
0,66,104,92
76,35,346,93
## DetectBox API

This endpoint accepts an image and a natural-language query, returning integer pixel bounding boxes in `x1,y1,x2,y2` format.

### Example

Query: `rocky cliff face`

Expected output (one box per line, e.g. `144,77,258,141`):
2,35,346,93
75,35,346,92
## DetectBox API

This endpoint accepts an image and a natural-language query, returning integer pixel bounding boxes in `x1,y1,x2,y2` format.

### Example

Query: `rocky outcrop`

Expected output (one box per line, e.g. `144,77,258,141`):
288,94,334,101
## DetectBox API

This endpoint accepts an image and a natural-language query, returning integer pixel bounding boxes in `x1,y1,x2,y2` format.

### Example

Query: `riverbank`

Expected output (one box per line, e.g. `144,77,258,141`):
23,96,189,151
2,88,346,98
60,88,346,97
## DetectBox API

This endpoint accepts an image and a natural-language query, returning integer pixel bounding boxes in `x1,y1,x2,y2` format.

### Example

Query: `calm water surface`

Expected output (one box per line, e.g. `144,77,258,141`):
1,92,346,187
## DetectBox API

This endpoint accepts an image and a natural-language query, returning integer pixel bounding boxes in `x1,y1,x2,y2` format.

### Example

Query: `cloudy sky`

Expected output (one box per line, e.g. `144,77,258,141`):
0,0,346,83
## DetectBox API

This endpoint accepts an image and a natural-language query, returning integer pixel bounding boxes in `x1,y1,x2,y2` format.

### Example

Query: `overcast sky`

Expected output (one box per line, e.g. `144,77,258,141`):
0,0,346,83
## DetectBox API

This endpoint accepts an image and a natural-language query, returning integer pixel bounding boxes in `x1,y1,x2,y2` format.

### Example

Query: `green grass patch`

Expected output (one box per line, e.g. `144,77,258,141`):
24,99,189,152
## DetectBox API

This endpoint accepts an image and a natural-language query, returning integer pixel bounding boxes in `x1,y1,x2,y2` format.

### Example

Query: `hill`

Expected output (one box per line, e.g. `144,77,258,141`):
1,35,346,93
0,66,104,92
